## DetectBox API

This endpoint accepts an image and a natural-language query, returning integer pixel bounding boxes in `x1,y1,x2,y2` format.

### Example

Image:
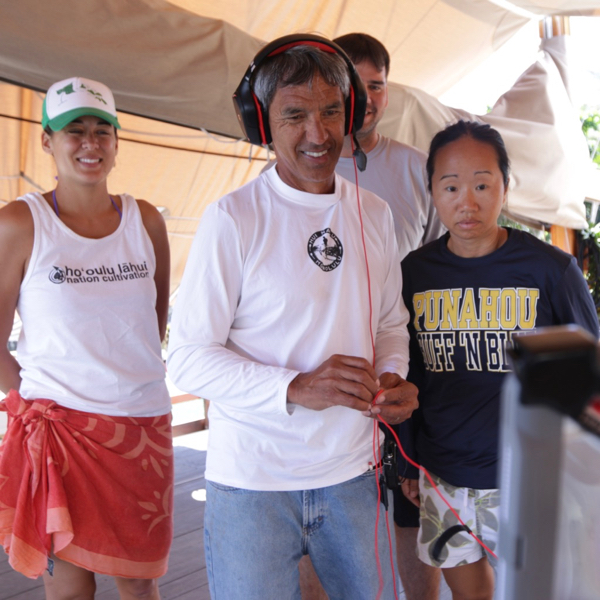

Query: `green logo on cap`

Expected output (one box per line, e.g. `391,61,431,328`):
56,83,75,97
55,82,107,105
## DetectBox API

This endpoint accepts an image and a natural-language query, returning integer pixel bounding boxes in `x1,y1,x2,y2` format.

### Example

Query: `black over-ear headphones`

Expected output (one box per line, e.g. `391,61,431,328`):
233,33,367,147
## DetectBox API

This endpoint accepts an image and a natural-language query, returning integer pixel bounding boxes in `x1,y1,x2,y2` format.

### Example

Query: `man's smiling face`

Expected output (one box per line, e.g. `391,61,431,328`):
269,75,346,194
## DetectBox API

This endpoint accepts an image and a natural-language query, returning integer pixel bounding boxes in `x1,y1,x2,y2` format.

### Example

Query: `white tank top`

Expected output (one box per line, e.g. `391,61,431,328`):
16,192,170,416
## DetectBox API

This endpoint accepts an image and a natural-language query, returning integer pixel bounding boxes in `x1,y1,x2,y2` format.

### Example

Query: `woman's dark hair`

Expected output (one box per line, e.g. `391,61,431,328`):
426,120,510,192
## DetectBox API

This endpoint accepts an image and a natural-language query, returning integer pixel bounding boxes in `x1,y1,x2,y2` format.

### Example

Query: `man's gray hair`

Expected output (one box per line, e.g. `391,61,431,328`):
253,45,351,111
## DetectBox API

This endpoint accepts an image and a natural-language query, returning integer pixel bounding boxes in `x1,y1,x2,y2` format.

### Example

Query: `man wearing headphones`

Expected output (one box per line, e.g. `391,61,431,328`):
168,35,418,599
334,32,444,600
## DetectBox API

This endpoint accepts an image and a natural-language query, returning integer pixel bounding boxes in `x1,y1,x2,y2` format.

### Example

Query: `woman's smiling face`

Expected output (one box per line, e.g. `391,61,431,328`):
42,115,118,186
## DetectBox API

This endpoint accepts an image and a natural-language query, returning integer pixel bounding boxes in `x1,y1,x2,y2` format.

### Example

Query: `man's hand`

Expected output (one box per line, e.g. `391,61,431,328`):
363,372,418,425
287,354,379,412
401,477,421,508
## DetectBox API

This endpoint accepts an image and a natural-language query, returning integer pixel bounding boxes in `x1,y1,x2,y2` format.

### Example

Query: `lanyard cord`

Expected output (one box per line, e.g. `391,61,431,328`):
52,189,122,220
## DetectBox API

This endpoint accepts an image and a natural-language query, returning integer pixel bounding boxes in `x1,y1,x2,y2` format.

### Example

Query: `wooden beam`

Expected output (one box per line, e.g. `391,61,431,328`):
170,393,208,437
172,419,206,437
171,393,198,404
549,224,577,255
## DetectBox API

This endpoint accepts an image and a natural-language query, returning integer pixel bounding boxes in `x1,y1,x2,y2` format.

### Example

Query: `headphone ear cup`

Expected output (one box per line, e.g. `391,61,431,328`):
348,73,367,135
233,76,272,145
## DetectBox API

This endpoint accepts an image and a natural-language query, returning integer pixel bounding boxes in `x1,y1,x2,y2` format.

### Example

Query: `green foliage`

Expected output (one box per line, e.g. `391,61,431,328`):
577,220,600,319
497,215,549,242
581,105,600,168
577,107,600,320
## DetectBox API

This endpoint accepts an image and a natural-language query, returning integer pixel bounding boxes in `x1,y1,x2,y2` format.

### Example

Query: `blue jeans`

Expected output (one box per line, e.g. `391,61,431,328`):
204,470,397,600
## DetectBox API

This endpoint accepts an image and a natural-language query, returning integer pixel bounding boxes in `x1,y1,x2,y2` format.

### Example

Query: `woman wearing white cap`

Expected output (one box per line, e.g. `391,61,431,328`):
0,77,172,599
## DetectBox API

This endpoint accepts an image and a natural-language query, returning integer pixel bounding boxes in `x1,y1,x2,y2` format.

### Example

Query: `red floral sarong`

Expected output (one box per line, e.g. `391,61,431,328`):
0,390,173,579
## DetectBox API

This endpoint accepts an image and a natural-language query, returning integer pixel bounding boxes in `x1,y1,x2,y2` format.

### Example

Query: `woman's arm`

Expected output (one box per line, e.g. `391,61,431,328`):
0,201,34,393
137,200,170,341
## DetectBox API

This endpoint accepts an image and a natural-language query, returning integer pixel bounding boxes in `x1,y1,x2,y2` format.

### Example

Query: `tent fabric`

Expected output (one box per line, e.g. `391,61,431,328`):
1,0,600,292
0,0,534,134
0,0,262,137
2,0,598,136
378,36,597,229
488,36,596,227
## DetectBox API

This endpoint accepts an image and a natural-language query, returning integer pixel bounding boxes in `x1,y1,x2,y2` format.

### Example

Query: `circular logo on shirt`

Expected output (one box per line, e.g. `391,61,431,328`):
48,266,66,284
308,229,343,272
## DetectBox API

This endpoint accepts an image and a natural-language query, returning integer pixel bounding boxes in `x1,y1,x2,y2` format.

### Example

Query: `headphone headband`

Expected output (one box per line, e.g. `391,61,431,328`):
267,40,337,57
233,34,367,146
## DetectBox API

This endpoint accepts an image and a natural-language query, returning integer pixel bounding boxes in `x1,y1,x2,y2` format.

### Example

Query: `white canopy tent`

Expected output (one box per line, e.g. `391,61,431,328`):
1,0,600,292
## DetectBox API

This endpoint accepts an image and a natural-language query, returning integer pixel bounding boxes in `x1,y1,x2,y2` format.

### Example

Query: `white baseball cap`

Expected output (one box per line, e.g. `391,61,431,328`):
42,76,121,131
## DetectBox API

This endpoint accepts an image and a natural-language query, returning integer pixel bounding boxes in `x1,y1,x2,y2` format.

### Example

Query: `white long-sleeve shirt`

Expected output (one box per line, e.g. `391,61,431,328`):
167,167,410,490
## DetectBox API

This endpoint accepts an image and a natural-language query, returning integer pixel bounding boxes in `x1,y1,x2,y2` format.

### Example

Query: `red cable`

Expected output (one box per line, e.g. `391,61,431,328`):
372,420,385,599
377,415,498,560
352,139,399,600
351,140,376,360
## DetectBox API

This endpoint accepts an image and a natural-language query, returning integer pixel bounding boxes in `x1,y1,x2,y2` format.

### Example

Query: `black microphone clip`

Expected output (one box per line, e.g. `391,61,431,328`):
352,135,367,172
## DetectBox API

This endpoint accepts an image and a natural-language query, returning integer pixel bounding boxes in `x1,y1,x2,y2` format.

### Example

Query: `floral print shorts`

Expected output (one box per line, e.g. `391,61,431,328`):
417,470,500,568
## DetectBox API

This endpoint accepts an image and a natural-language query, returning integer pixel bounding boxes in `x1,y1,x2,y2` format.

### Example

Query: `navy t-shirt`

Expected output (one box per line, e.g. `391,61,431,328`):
400,228,599,488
